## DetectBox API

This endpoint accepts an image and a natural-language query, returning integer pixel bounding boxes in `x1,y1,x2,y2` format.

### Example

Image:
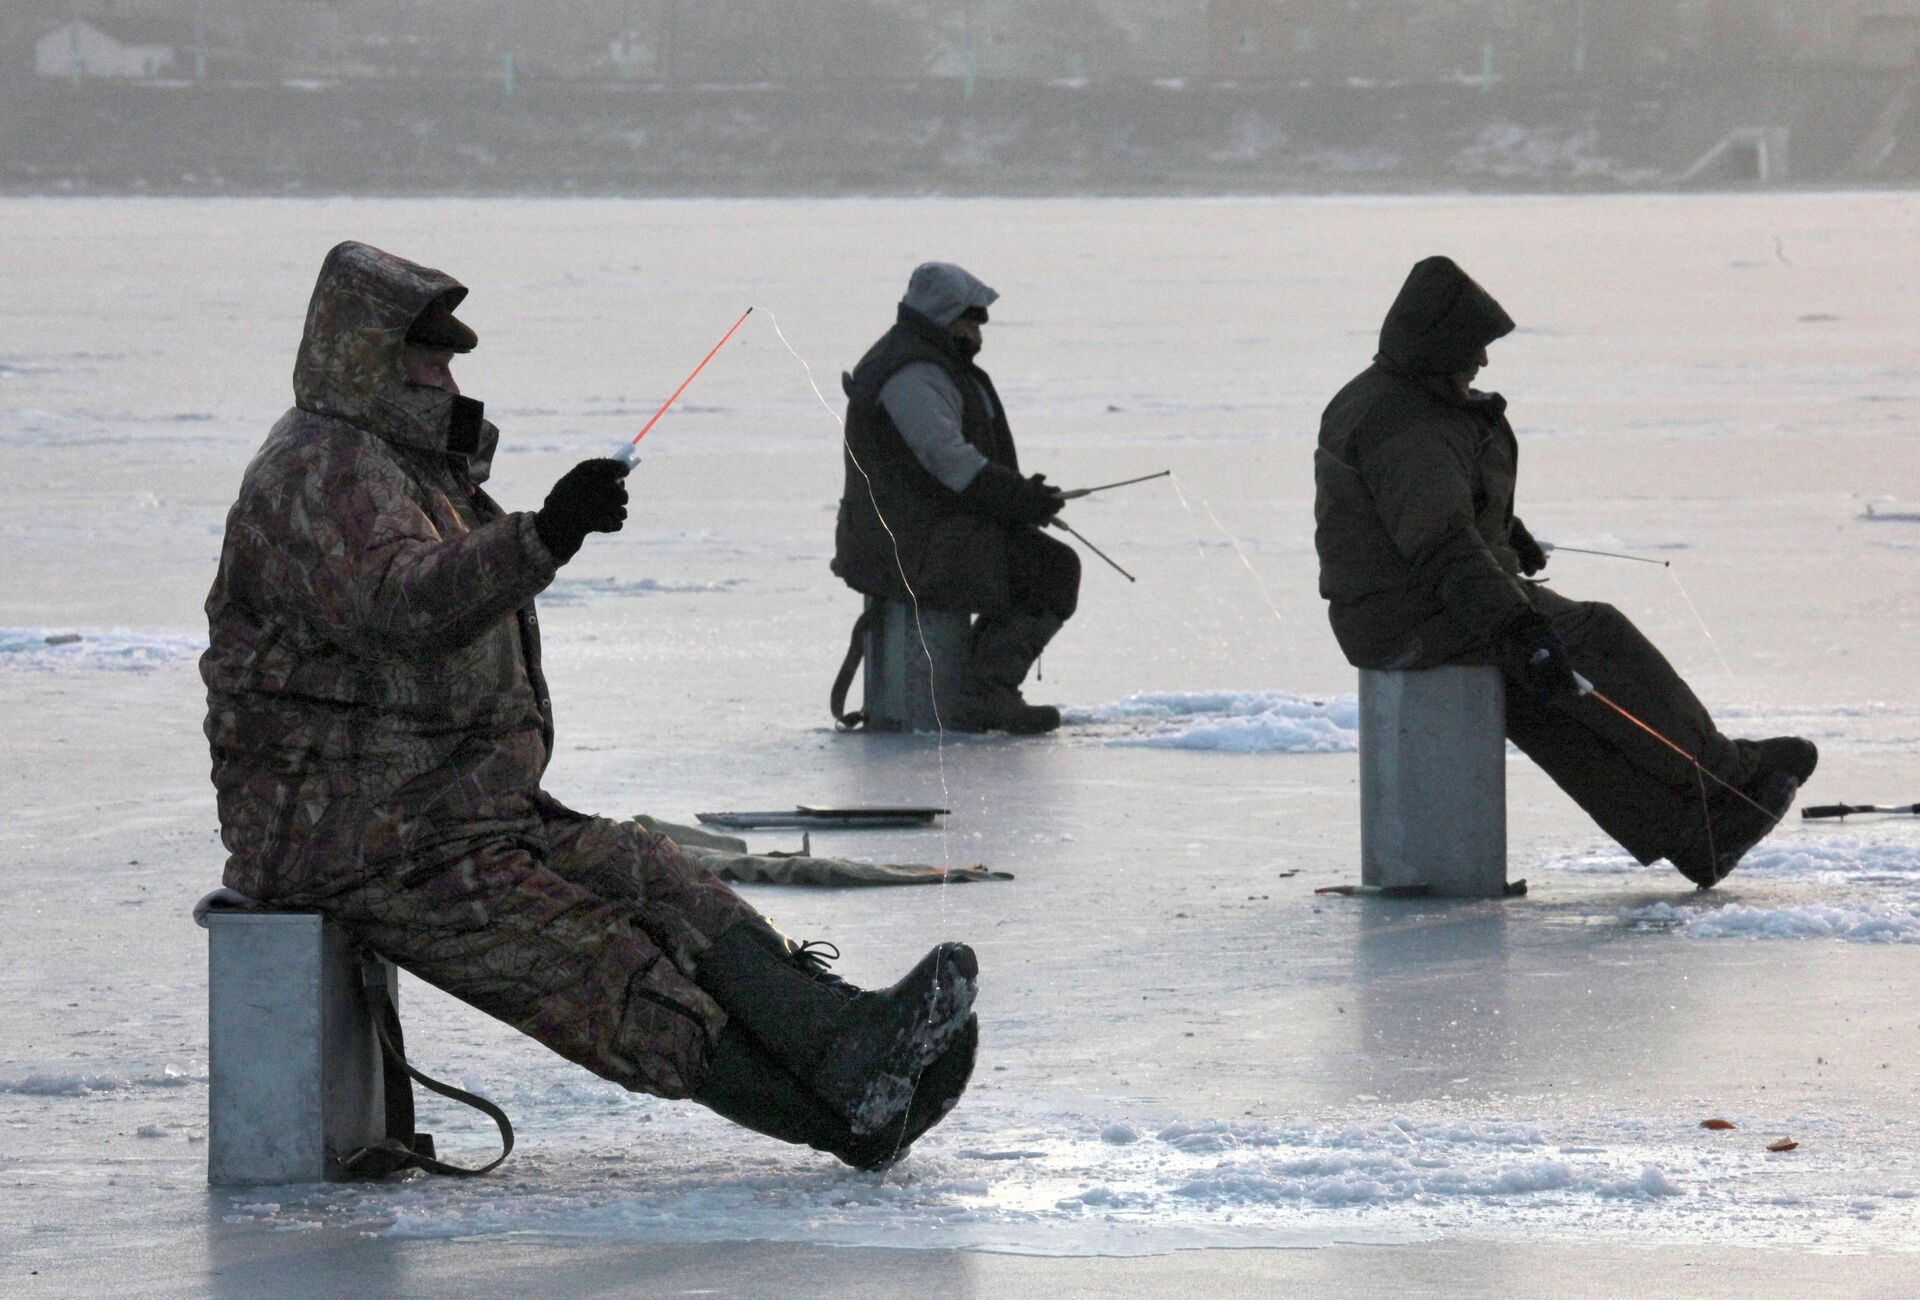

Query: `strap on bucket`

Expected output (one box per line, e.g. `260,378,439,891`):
339,952,514,1179
829,605,878,730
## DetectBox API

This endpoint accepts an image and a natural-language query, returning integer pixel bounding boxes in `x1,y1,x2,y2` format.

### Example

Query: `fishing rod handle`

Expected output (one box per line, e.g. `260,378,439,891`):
1530,648,1595,698
1801,804,1869,819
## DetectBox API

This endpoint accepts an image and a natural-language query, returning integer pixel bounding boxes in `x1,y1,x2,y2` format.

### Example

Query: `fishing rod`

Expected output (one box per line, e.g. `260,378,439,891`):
1058,470,1172,501
1588,682,1785,823
1539,542,1670,568
1533,652,1784,824
615,306,754,466
1802,803,1920,821
1050,517,1135,583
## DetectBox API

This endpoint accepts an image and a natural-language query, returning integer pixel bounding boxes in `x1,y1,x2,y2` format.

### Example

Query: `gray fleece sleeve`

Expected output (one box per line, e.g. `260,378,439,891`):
879,362,989,492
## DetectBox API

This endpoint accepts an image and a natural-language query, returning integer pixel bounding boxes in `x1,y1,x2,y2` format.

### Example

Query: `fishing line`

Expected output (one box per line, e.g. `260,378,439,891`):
1548,540,1739,692
1665,567,1739,691
761,310,955,846
1542,536,1763,860
1197,495,1287,625
1166,472,1225,575
1585,685,1784,827
1695,765,1718,873
764,306,959,1170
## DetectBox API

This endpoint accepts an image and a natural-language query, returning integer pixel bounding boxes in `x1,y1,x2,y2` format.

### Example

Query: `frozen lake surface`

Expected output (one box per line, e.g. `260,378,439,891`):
3,195,1918,1294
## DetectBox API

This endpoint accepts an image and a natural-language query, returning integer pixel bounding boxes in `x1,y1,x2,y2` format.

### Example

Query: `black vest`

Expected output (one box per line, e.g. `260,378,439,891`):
832,306,1021,612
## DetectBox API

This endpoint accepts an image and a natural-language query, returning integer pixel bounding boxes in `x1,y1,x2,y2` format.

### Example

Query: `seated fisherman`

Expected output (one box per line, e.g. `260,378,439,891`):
833,262,1079,735
1313,255,1815,888
200,241,977,1169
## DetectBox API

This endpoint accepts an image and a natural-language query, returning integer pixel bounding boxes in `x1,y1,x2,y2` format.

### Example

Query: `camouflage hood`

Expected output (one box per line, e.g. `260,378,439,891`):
293,241,498,481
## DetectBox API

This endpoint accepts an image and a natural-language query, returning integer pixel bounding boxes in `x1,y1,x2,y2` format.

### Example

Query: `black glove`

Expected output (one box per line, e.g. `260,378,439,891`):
1510,516,1548,577
1022,472,1066,522
535,458,629,564
1501,607,1578,700
961,464,1065,528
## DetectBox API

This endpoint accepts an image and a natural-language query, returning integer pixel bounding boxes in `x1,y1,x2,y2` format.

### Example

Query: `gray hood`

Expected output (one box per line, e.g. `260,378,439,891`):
901,262,998,328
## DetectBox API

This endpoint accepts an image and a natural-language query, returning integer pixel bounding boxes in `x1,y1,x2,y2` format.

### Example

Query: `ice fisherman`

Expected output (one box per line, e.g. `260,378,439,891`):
833,262,1080,734
200,241,978,1170
1313,255,1815,888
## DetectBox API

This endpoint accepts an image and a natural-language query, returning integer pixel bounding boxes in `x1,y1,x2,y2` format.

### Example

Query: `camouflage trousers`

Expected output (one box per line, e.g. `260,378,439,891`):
297,794,761,1100
1503,586,1758,866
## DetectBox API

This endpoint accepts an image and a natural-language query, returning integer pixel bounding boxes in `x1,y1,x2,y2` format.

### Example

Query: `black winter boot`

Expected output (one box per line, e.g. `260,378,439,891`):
1669,771,1798,889
695,918,978,1135
950,612,1063,735
1753,736,1818,785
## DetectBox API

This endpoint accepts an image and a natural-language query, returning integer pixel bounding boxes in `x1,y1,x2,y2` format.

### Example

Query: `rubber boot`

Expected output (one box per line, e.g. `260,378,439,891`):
1669,771,1799,889
694,917,978,1135
950,612,1063,735
730,921,979,1162
693,1025,869,1162
1754,736,1818,785
733,920,852,993
695,1016,979,1171
850,1013,980,1169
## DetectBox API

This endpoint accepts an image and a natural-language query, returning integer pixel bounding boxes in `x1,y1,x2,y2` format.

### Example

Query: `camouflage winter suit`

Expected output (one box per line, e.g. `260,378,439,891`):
201,242,756,1099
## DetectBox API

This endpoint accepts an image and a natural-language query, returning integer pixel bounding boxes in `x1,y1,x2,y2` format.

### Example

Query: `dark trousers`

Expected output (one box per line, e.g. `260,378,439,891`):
1502,586,1756,865
1005,527,1081,621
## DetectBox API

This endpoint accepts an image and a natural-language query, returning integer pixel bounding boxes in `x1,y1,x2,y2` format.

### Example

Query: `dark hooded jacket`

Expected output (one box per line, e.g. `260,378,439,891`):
1313,256,1535,669
833,264,1021,613
202,241,562,900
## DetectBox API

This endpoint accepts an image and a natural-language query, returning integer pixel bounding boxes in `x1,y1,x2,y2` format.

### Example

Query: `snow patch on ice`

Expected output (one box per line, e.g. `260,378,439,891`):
1724,836,1920,886
0,627,204,671
1550,832,1920,943
0,1063,202,1095
1068,691,1357,754
1712,702,1920,751
1597,1165,1686,1198
0,1072,136,1096
1549,834,1920,885
286,1105,1885,1256
1539,846,1641,875
1624,900,1920,943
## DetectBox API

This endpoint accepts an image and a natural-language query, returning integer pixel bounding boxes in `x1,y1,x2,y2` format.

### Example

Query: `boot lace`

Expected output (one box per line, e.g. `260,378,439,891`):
792,939,848,988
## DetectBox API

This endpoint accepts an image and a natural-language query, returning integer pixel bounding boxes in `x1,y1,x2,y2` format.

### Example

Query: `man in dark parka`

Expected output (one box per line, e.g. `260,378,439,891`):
202,241,979,1170
1313,256,1813,887
834,262,1079,735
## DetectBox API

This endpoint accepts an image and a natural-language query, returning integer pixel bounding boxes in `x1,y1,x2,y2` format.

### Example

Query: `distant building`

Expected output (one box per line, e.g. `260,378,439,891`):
34,19,177,80
1851,5,1920,68
1206,0,1320,79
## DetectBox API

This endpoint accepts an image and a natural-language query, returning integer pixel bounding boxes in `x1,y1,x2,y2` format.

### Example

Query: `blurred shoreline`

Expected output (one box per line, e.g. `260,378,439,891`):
7,69,1913,197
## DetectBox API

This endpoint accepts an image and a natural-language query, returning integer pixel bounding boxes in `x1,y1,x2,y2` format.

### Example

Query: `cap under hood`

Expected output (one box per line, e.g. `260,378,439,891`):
1376,256,1515,376
901,261,999,328
292,241,493,474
